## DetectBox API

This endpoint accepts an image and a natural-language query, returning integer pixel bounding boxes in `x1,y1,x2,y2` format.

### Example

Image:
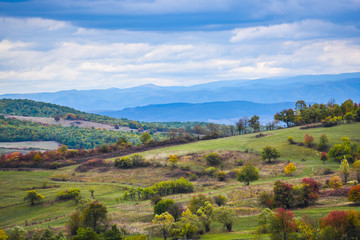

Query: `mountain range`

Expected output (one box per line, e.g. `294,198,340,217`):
1,72,359,123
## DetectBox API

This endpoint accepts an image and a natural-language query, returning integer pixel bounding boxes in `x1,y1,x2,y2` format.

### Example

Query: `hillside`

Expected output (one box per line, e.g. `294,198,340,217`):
1,73,359,113
1,122,360,239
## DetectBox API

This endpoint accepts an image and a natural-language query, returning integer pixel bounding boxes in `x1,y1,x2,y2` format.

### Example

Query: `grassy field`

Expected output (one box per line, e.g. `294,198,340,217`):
1,123,360,239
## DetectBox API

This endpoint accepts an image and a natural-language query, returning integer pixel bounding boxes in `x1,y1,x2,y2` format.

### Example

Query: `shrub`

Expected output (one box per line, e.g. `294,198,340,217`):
188,194,212,214
287,136,295,144
217,171,226,181
259,192,274,209
348,185,360,204
284,163,296,175
304,133,314,147
8,226,27,240
72,227,98,240
56,188,80,201
318,134,329,151
82,202,108,233
273,181,296,209
189,173,198,181
167,154,178,169
329,176,343,189
213,195,227,206
154,199,182,221
171,209,201,239
205,167,218,177
321,210,360,239
204,152,222,165
114,154,149,169
237,164,260,185
152,212,174,240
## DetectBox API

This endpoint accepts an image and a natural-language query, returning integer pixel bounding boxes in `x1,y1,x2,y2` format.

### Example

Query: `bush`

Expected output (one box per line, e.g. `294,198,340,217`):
8,226,27,240
259,192,274,209
329,176,343,189
348,185,360,204
114,154,149,169
273,181,296,209
321,210,360,239
56,188,80,201
217,171,226,181
205,167,218,177
262,146,280,163
188,194,212,214
154,199,182,221
214,206,236,232
318,134,329,151
287,136,295,144
284,163,296,175
268,208,296,240
304,133,314,147
213,195,227,206
204,153,222,165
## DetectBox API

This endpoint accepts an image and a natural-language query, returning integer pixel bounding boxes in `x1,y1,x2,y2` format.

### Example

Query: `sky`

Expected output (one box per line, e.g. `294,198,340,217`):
0,0,360,94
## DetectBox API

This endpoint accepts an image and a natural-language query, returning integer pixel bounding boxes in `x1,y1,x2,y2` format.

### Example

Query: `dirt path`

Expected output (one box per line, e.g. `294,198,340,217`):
4,115,137,132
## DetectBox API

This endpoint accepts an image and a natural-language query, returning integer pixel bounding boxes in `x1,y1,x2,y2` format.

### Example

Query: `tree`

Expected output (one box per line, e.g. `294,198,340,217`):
237,164,260,185
154,199,182,221
72,228,98,240
318,134,329,151
140,132,152,144
274,109,295,127
213,195,227,206
268,208,296,240
284,163,296,175
196,201,214,232
67,211,83,236
167,155,178,169
273,181,295,209
320,152,328,164
188,194,211,214
236,118,246,135
24,190,44,205
153,212,175,240
262,146,280,163
295,100,307,112
352,160,360,182
171,209,201,239
103,225,124,240
257,208,274,234
214,206,236,232
339,158,350,184
8,226,27,240
82,202,108,233
249,115,260,132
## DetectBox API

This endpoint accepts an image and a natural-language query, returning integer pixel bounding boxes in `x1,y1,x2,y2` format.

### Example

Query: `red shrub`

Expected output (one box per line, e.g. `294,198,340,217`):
302,178,321,194
348,185,360,203
304,133,314,147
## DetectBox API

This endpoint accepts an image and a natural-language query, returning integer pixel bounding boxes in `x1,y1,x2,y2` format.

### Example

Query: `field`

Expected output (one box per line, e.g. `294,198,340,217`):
0,141,60,154
1,123,360,239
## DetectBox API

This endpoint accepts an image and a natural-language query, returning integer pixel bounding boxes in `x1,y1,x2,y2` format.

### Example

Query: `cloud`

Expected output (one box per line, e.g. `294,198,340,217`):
230,19,360,42
0,16,360,94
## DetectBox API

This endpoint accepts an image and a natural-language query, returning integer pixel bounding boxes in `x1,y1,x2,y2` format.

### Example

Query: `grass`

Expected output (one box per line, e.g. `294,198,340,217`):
0,122,359,239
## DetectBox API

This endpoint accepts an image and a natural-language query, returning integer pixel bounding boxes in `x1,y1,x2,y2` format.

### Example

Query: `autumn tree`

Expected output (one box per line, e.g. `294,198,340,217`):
262,146,280,163
24,190,44,206
320,152,328,164
167,155,178,169
284,163,296,175
196,201,214,232
153,212,175,240
0,230,7,240
171,209,201,239
237,164,260,185
304,133,314,148
268,208,297,240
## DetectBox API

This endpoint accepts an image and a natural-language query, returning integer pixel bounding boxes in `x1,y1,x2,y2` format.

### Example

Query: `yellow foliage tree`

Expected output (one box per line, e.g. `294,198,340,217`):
0,229,7,240
153,212,175,240
167,155,178,169
353,160,360,182
285,163,296,175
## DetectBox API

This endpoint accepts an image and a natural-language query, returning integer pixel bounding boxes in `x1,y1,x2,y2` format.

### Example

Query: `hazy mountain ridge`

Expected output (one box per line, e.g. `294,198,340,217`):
1,73,360,113
97,101,296,123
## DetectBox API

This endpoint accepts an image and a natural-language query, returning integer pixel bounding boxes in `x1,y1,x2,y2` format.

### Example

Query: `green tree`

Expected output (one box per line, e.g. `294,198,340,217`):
171,209,201,239
154,199,181,221
67,211,83,236
274,109,295,127
237,164,260,185
72,227,98,240
262,146,280,163
152,212,174,240
24,190,44,205
196,201,214,232
82,202,108,233
103,225,124,240
249,115,260,132
339,158,350,184
140,132,152,144
8,226,27,240
188,194,211,214
215,206,236,232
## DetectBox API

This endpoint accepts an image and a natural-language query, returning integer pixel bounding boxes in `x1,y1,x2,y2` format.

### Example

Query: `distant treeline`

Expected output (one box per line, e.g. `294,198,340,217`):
274,99,360,127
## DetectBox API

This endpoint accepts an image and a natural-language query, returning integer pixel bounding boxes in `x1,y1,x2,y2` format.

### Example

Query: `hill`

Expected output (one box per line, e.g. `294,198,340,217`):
1,73,359,114
98,101,295,123
1,122,360,239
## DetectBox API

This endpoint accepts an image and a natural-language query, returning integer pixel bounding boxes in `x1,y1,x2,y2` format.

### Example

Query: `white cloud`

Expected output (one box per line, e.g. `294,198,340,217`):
1,17,360,94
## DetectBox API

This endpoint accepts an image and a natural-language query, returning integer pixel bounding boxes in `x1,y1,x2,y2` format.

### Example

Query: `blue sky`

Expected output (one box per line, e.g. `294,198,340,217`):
0,0,360,93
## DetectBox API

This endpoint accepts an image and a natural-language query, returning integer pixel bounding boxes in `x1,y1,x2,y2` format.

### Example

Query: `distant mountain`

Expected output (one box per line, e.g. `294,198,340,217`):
1,72,359,113
97,101,296,123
